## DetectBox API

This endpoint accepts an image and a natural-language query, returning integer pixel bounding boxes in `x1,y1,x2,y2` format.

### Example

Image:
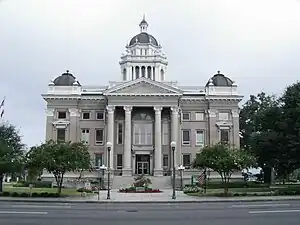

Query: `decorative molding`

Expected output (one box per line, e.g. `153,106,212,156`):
154,106,163,113
106,105,115,113
216,121,233,129
45,108,55,117
123,106,133,113
52,120,70,129
231,109,240,118
69,108,80,117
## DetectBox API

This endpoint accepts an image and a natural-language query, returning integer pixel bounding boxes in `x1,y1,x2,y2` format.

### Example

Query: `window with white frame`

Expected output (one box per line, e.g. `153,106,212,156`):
96,112,104,120
195,130,204,146
94,153,103,168
162,122,169,145
182,112,191,121
220,129,229,143
117,154,123,170
81,129,90,145
117,122,123,144
163,154,169,167
182,130,191,145
95,129,104,145
195,112,204,121
82,112,90,120
57,129,65,142
218,112,229,121
182,154,191,168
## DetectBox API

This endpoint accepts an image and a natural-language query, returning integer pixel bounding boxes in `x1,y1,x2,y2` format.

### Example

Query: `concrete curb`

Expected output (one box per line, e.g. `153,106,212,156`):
1,197,300,204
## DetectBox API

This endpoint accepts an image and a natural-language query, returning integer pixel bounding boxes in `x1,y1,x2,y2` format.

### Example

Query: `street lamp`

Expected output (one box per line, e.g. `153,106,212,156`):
98,164,107,201
170,141,176,200
106,141,112,200
178,165,185,190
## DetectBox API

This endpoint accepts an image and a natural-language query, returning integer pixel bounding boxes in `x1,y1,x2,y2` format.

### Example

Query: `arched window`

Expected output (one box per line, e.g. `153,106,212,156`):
135,66,140,79
147,66,151,79
132,112,153,145
160,69,164,81
141,66,146,77
123,69,127,81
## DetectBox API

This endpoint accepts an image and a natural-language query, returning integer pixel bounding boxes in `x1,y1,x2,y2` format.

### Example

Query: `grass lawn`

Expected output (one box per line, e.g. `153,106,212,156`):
3,186,84,197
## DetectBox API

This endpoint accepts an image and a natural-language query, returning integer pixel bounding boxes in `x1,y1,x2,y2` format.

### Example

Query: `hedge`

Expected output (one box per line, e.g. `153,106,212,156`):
0,192,60,198
13,181,53,188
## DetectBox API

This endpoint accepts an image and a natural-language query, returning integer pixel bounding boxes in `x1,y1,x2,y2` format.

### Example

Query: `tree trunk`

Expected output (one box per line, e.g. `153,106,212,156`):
0,174,3,192
57,174,64,196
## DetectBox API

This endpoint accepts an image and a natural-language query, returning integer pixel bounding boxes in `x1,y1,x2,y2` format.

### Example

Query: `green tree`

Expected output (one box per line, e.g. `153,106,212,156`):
0,123,25,192
27,140,91,195
192,143,256,194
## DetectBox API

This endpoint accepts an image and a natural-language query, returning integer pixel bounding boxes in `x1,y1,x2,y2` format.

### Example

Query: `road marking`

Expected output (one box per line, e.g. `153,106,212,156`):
0,211,48,215
11,205,72,209
231,204,290,208
249,209,300,214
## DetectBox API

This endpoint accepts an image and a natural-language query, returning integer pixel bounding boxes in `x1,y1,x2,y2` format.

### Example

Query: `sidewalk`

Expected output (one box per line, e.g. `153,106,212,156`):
1,189,300,203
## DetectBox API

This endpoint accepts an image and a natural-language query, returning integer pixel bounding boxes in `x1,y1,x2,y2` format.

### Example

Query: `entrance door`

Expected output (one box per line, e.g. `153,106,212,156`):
136,154,150,175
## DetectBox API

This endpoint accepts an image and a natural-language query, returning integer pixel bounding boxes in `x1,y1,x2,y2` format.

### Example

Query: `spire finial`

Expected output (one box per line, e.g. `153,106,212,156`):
139,14,148,32
217,70,220,74
143,13,145,21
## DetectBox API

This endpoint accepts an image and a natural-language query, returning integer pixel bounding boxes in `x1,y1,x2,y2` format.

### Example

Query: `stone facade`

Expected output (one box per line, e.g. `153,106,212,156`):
41,18,243,181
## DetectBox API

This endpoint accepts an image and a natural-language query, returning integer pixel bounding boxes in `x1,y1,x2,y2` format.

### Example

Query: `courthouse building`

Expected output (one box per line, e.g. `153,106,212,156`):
42,18,243,184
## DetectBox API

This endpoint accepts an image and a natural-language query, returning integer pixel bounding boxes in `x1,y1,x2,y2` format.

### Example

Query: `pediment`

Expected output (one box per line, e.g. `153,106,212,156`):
104,78,182,96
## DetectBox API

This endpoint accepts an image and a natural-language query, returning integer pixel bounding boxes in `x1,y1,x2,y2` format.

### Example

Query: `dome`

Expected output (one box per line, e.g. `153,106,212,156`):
129,32,159,46
53,70,79,86
207,71,234,87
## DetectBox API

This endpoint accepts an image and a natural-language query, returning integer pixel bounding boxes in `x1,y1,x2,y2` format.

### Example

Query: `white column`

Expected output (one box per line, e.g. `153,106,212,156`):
154,106,163,176
106,105,115,170
171,106,179,168
123,106,132,176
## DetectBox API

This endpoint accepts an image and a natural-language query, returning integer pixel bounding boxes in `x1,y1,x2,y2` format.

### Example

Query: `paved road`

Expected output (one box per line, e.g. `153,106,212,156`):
0,200,300,225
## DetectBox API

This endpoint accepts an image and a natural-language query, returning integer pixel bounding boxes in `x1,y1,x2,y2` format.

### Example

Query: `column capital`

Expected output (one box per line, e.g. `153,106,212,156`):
69,108,80,117
231,109,239,118
124,106,133,113
154,106,163,113
45,108,55,117
206,109,217,117
171,106,179,114
106,105,115,113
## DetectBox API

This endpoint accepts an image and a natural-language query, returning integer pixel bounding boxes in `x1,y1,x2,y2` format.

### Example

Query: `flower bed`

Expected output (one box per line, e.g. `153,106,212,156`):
119,187,162,193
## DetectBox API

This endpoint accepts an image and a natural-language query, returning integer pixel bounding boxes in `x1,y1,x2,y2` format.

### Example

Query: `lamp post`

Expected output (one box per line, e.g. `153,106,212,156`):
106,141,112,200
170,141,176,200
178,165,185,190
99,164,107,201
97,159,101,201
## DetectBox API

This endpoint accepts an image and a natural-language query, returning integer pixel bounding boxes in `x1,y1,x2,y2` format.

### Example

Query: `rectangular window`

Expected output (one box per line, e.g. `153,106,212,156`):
195,112,204,121
162,122,169,145
117,154,123,170
182,112,191,121
96,112,104,120
117,122,123,145
95,129,104,145
94,153,103,168
220,129,229,143
182,130,191,145
56,129,65,142
57,111,66,119
82,112,90,120
133,123,153,145
195,130,205,146
182,154,191,169
219,112,229,121
81,129,90,145
163,154,169,167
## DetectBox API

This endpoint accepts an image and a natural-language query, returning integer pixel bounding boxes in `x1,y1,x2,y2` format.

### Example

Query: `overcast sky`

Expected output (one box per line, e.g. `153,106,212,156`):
0,0,299,147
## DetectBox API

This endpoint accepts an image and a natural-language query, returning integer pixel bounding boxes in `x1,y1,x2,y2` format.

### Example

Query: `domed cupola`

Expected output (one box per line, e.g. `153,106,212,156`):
119,16,168,82
206,71,234,87
128,15,159,47
52,70,80,86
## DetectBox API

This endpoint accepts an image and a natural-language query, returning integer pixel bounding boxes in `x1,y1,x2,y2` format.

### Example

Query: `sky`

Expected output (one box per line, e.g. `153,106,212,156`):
0,0,300,147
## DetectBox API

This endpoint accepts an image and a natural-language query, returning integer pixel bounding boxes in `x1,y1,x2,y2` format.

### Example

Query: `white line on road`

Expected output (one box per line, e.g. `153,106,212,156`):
249,209,300,214
10,205,72,209
231,204,290,208
0,211,48,215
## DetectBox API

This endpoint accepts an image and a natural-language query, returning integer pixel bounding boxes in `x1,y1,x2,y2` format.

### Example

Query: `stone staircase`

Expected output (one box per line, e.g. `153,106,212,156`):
112,175,172,189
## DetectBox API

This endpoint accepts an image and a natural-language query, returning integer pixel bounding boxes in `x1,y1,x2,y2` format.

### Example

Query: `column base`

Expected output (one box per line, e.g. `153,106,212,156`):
154,169,163,177
122,168,132,176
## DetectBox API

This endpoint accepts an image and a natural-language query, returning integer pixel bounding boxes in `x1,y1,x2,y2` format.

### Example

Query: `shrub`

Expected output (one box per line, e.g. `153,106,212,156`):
11,192,20,197
183,185,203,194
13,181,52,188
119,187,161,193
20,193,30,197
77,188,93,193
2,191,10,196
31,192,39,197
